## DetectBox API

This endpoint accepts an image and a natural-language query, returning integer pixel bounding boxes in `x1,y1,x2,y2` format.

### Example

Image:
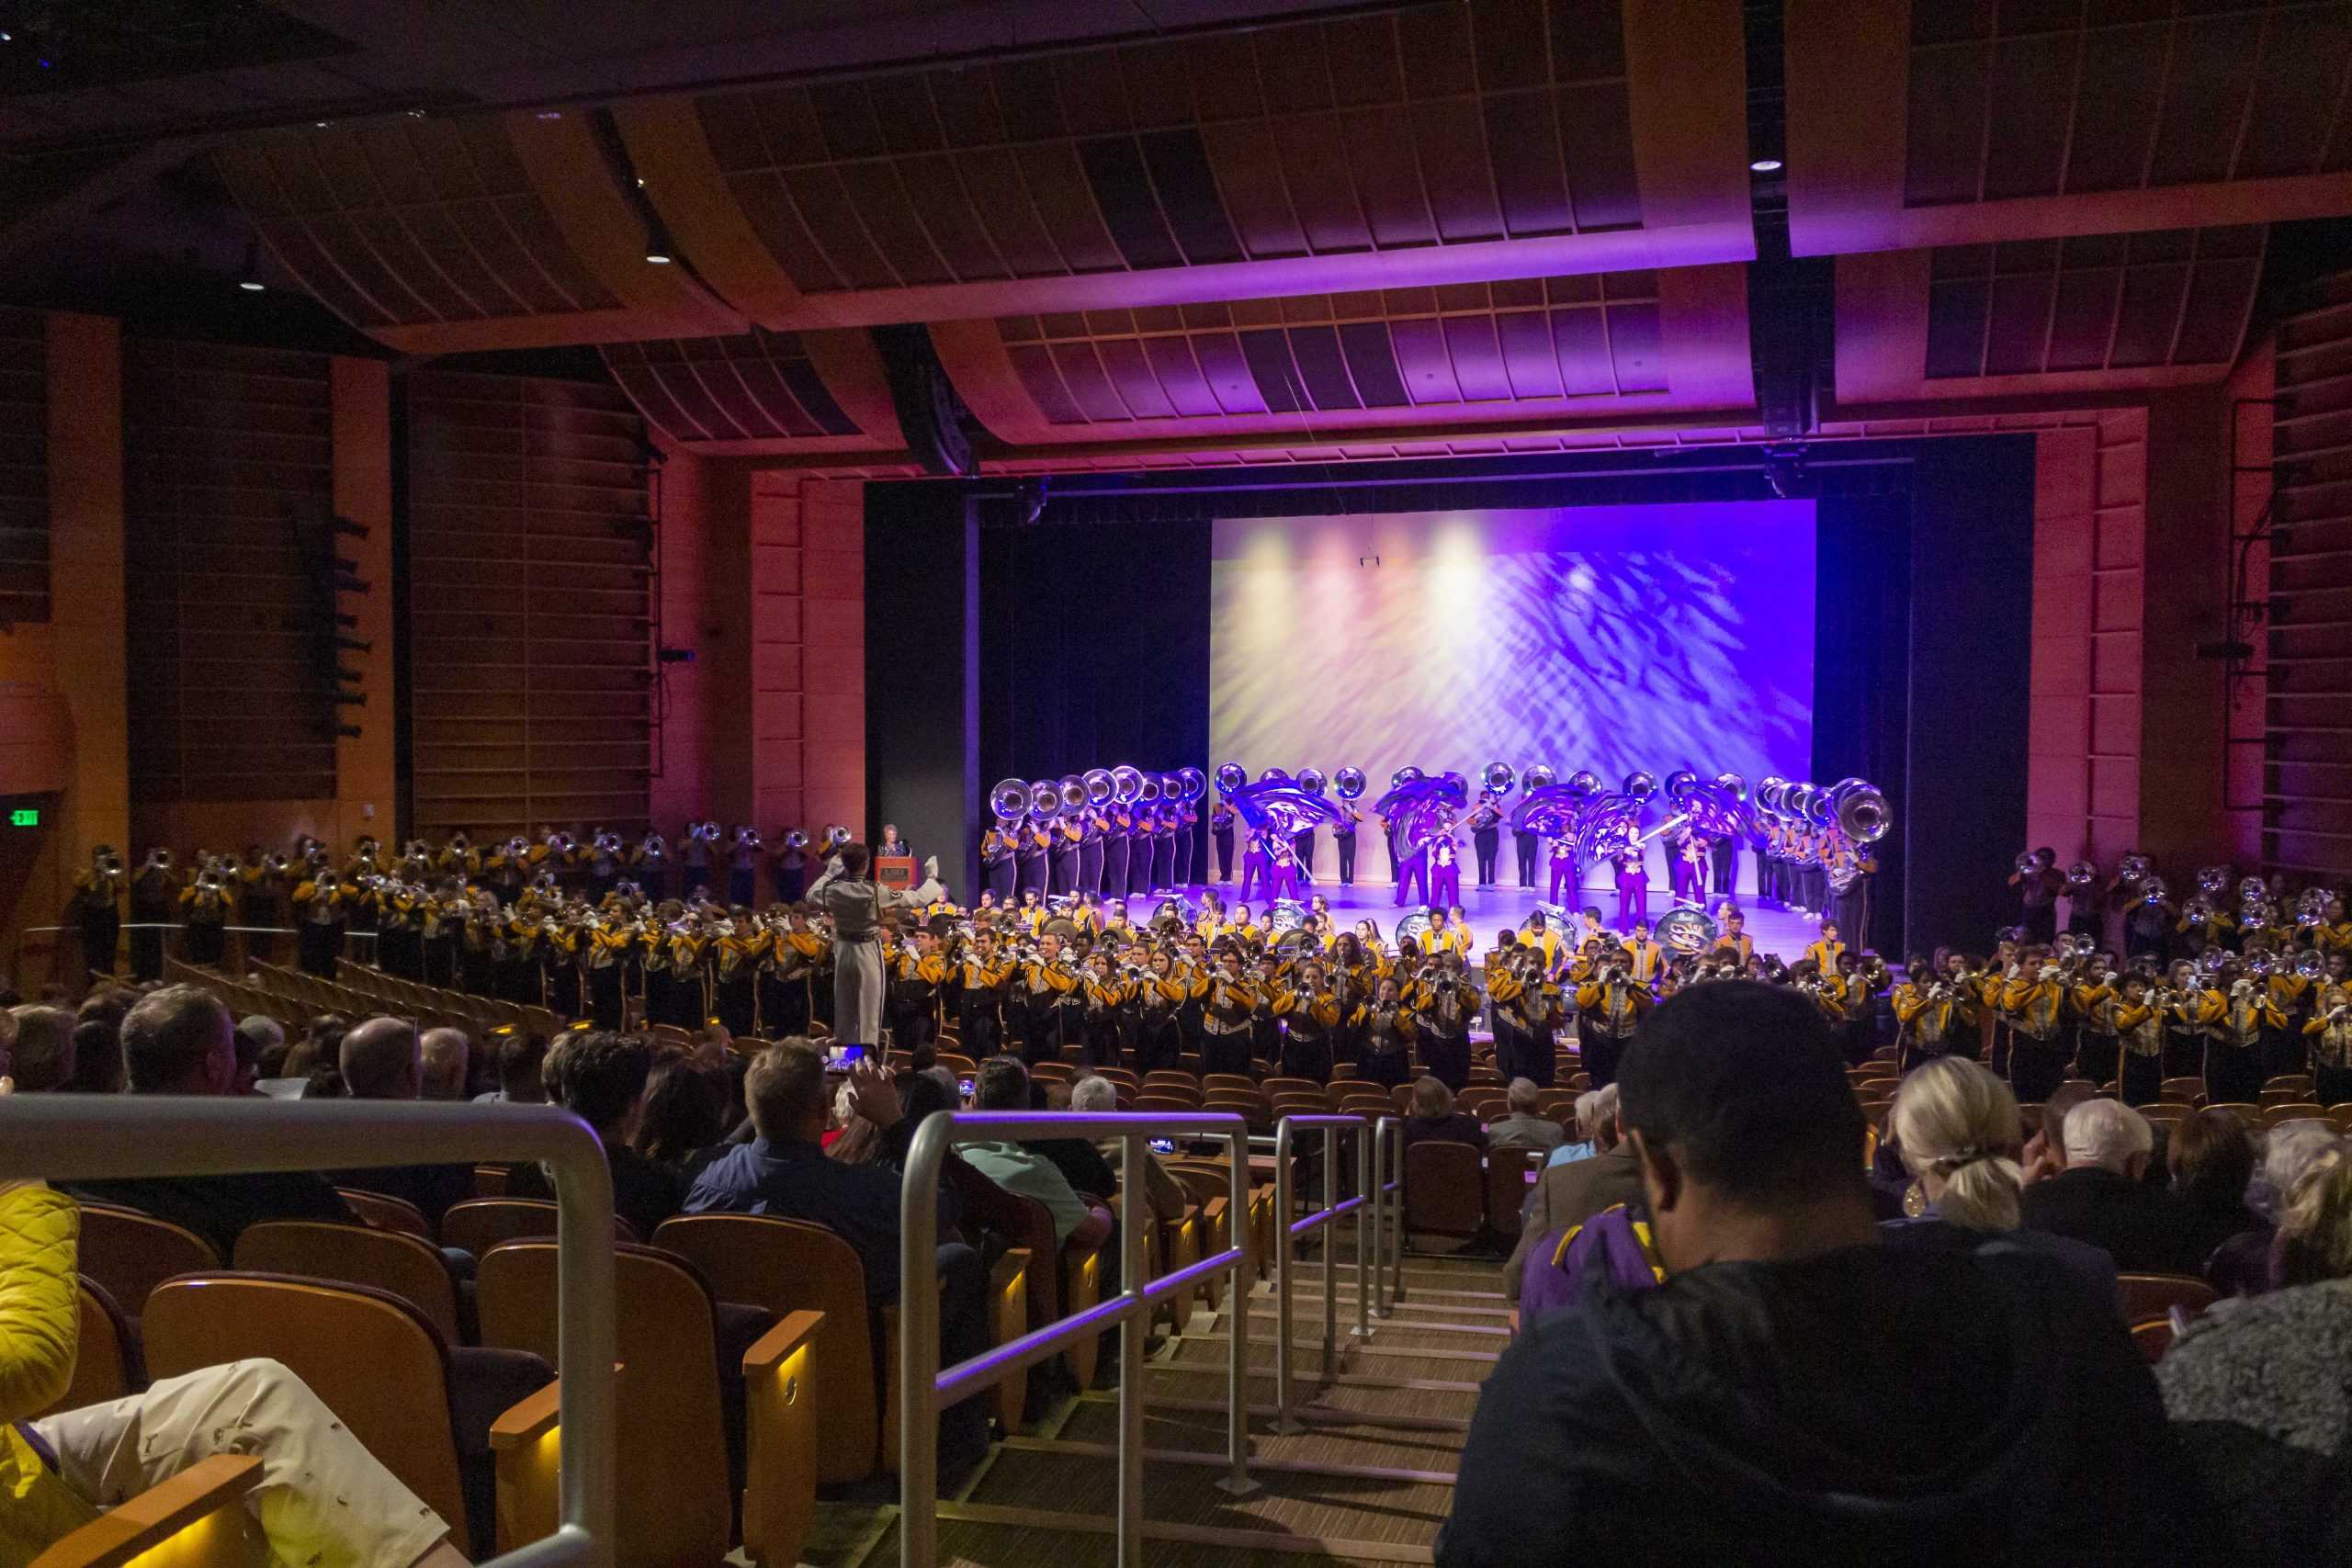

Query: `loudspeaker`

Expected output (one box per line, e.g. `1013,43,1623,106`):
872,323,978,478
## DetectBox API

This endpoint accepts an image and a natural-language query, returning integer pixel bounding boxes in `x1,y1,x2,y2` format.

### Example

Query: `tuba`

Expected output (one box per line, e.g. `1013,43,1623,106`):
990,779,1031,822
1083,767,1115,807
1136,773,1162,804
1175,765,1208,802
1297,767,1328,795
1111,764,1144,805
1622,771,1657,801
1214,762,1247,795
1058,774,1089,812
1482,761,1515,795
1335,766,1367,800
1523,763,1556,793
1028,780,1060,816
1827,779,1890,843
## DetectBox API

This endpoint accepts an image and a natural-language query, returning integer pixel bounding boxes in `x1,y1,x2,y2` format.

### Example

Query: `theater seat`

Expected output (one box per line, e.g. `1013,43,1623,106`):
440,1197,637,1256
476,1239,822,1568
234,1220,468,1347
1482,1147,1543,1240
72,1203,219,1319
336,1187,436,1241
31,1454,264,1568
1405,1142,1486,1242
34,1278,144,1419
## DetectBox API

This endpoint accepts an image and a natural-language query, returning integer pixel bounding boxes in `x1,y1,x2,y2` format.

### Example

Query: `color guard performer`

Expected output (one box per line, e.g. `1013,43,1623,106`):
1427,818,1464,908
1611,838,1648,931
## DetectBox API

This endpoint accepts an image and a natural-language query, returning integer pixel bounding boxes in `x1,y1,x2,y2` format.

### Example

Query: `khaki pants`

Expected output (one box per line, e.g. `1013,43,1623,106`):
33,1358,450,1568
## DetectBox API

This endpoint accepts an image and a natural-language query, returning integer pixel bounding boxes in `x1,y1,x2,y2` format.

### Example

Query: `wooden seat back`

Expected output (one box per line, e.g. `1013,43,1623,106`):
336,1187,436,1241
73,1204,220,1316
440,1197,638,1256
36,1279,141,1418
2117,1271,2218,1323
1404,1141,1486,1239
651,1214,883,1484
141,1273,469,1535
234,1220,465,1347
1483,1146,1543,1233
475,1242,732,1566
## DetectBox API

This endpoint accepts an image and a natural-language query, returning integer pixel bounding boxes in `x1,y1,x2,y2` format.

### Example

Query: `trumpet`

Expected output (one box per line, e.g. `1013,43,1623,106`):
784,829,809,852
825,825,851,849
2015,851,2039,877
733,827,763,853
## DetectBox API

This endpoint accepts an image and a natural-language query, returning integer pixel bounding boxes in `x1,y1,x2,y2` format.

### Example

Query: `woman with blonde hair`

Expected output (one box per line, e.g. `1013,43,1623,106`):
1880,1055,2116,1296
2157,1138,2352,1559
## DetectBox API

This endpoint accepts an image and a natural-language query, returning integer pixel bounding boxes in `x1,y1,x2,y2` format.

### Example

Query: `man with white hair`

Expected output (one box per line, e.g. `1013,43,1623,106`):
418,1027,471,1100
1547,1082,1621,1168
1070,1075,1186,1222
2018,1098,2200,1273
1488,1077,1566,1154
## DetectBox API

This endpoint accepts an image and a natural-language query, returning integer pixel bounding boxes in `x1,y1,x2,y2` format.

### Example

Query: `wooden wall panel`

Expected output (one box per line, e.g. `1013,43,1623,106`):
748,474,865,841
123,338,339,806
0,308,46,627
408,370,654,838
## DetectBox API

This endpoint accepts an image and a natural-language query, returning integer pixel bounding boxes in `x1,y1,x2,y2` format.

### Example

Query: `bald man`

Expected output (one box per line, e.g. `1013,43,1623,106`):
331,1016,473,1225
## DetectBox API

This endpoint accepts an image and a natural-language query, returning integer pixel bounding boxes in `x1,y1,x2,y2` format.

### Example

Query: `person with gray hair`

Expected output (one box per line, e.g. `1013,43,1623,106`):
418,1027,470,1100
1488,1077,1566,1154
329,1016,474,1225
1548,1082,1622,1168
1070,1075,1187,1223
2019,1098,2202,1272
6,1006,75,1093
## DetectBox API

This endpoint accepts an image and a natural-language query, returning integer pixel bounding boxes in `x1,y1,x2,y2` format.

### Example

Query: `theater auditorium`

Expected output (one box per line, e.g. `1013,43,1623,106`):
4,2,2352,1564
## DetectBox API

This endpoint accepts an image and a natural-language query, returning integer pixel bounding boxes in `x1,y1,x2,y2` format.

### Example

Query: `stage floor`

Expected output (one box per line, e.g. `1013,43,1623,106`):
1155,874,1831,961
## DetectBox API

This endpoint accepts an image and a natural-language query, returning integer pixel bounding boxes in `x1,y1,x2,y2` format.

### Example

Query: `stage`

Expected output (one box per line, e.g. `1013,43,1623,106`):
1133,870,1833,963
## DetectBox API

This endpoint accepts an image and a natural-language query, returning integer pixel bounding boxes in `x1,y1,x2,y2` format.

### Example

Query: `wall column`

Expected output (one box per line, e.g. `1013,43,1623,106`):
331,356,396,846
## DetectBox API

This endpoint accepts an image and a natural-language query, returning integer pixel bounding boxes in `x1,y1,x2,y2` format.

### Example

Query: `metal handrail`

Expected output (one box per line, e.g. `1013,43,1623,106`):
899,1110,1260,1568
0,1098,617,1567
1377,1115,1406,1311
1270,1113,1372,1432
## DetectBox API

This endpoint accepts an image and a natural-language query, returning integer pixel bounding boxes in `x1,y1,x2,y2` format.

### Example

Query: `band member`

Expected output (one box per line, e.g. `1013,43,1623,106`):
680,822,717,901
980,819,1018,906
1358,976,1416,1088
1017,813,1052,900
1428,818,1463,908
1394,829,1430,908
806,844,944,1046
290,854,347,979
1152,803,1179,892
1291,818,1317,880
1670,829,1707,906
1576,953,1649,1089
1513,815,1539,889
1409,954,1475,1089
771,831,808,906
1623,919,1664,986
126,848,179,982
1611,840,1648,931
1126,808,1155,898
1236,818,1266,902
1077,805,1105,897
1048,810,1080,895
2205,964,2276,1106
1198,949,1260,1077
1713,909,1754,967
2009,848,2063,943
1546,830,1576,906
1102,800,1132,900
1468,795,1502,887
2001,954,2069,1104
1210,799,1236,882
956,931,1012,1059
1263,829,1302,905
2308,971,2352,1107
67,846,125,985
1710,829,1738,897
887,922,947,1054
1332,798,1362,886
628,830,669,903
1891,955,1953,1074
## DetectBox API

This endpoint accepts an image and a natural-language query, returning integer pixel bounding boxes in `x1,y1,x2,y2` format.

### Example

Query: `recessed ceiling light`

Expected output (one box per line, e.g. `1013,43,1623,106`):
239,280,266,292
314,120,331,129
1749,157,1784,173
1,32,13,41
645,251,672,265
537,110,563,120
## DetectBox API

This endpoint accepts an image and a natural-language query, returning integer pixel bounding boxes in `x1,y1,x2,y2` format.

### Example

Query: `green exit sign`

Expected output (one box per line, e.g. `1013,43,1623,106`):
7,808,38,827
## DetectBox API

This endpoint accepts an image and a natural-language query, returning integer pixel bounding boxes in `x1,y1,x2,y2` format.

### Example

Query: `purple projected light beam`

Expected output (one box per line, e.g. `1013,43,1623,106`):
1209,503,1817,884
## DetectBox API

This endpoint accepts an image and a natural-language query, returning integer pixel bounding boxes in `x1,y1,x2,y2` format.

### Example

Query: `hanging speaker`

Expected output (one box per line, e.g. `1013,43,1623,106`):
872,323,978,478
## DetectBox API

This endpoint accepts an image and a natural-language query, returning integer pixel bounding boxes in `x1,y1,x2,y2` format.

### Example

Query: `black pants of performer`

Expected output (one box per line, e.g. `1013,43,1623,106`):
1213,829,1233,882
1492,1022,1548,1088
76,910,119,984
2318,1063,2352,1108
460,945,494,997
1474,829,1499,886
1134,1018,1182,1075
2264,1025,2305,1083
2119,1051,2163,1107
1023,1002,1080,1067
240,900,277,964
1280,1035,1332,1084
1292,832,1315,878
1201,1029,1253,1078
1336,834,1356,885
986,858,1016,905
590,965,626,1032
298,922,340,979
424,934,458,989
1514,831,1538,888
1712,839,1737,896
772,865,807,907
1127,845,1152,898
716,976,757,1038
129,906,168,983
2010,1038,2067,1106
1017,855,1048,900
2205,1041,2264,1106
2164,1029,2201,1081
1581,1030,1628,1089
2021,904,2057,943
2075,1031,2118,1083
1080,1014,1122,1070
1358,1047,1408,1089
1153,835,1176,891
1079,840,1103,897
1416,1029,1467,1092
1102,839,1129,900
889,998,937,1056
1049,849,1076,896
763,976,810,1039
728,868,756,908
183,919,225,968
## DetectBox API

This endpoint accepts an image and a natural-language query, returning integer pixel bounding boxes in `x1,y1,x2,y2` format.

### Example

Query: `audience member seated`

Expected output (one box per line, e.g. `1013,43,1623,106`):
2018,1098,2203,1274
8,1006,74,1092
1029,1077,1117,1201
634,1054,732,1187
1402,1077,1487,1154
2210,1120,2341,1295
2156,1138,2352,1560
1070,1074,1188,1222
1441,982,2194,1567
2,1175,468,1567
330,1016,476,1226
64,1018,121,1096
681,1043,991,1464
418,1026,471,1101
959,1059,1114,1250
2019,1078,2100,1185
1546,1083,1618,1168
64,985,354,1254
507,1031,681,1238
1878,1056,2115,1299
1502,1085,1641,1313
2165,1107,2263,1276
1487,1078,1565,1155
473,1030,548,1104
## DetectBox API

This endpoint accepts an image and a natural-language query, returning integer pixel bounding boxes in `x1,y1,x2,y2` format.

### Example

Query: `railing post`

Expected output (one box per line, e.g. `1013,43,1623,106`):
1319,1123,1337,1381
1117,1131,1148,1568
1352,1122,1373,1339
898,1114,947,1568
1380,1116,1406,1310
1214,1126,1260,1497
1271,1115,1301,1433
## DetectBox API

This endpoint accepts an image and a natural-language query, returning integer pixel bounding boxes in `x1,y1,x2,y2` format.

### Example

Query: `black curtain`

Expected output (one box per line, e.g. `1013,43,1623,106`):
1811,479,1912,958
865,483,978,894
978,518,1213,881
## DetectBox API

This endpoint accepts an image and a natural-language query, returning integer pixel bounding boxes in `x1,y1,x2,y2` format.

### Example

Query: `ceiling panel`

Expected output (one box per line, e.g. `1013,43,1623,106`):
1788,0,2352,256
615,0,1754,328
598,325,902,457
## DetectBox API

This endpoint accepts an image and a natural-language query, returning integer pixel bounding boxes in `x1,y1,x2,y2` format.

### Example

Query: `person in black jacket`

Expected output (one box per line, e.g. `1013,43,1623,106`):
2018,1097,2207,1275
506,1030,682,1241
1440,982,2202,1568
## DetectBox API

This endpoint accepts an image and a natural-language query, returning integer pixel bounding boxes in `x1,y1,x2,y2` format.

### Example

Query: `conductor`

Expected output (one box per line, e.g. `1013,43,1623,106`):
805,841,947,1046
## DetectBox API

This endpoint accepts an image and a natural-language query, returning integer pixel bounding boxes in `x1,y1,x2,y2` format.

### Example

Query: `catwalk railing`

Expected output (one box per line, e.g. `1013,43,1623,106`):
0,1098,619,1568
898,1110,1259,1568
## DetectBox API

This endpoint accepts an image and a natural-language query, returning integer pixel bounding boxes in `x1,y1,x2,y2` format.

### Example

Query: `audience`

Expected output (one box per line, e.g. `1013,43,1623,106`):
1502,1083,1640,1312
1402,1076,1487,1153
1028,1077,1119,1204
63,1018,121,1095
2165,1108,2263,1274
1486,1077,1566,1154
475,1029,548,1104
505,1030,681,1239
1878,1055,2115,1297
959,1059,1113,1250
2018,1098,2204,1274
1071,1074,1188,1222
1442,982,2194,1566
2210,1119,2345,1295
682,1042,991,1466
2157,1139,2352,1560
8,1006,74,1092
1,1175,469,1567
329,1016,475,1225
1546,1082,1618,1167
634,1055,731,1185
417,1026,471,1100
62,985,353,1255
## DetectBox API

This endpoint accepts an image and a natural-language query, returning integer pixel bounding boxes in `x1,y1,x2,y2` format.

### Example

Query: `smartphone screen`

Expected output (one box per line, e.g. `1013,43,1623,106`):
1149,1138,1176,1155
829,1044,867,1067
958,1077,975,1097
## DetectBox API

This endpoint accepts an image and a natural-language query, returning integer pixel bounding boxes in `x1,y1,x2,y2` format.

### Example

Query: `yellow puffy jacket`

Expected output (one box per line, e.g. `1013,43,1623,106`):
2,1181,101,1557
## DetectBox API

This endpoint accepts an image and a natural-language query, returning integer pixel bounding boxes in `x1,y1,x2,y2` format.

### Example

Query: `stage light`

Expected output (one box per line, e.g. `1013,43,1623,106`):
1749,157,1783,173
239,279,265,292
238,241,264,292
537,110,563,120
645,249,672,264
1763,443,1812,500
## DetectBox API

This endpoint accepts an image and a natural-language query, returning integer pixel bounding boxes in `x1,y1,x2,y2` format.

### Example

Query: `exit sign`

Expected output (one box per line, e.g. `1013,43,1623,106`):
7,808,38,827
